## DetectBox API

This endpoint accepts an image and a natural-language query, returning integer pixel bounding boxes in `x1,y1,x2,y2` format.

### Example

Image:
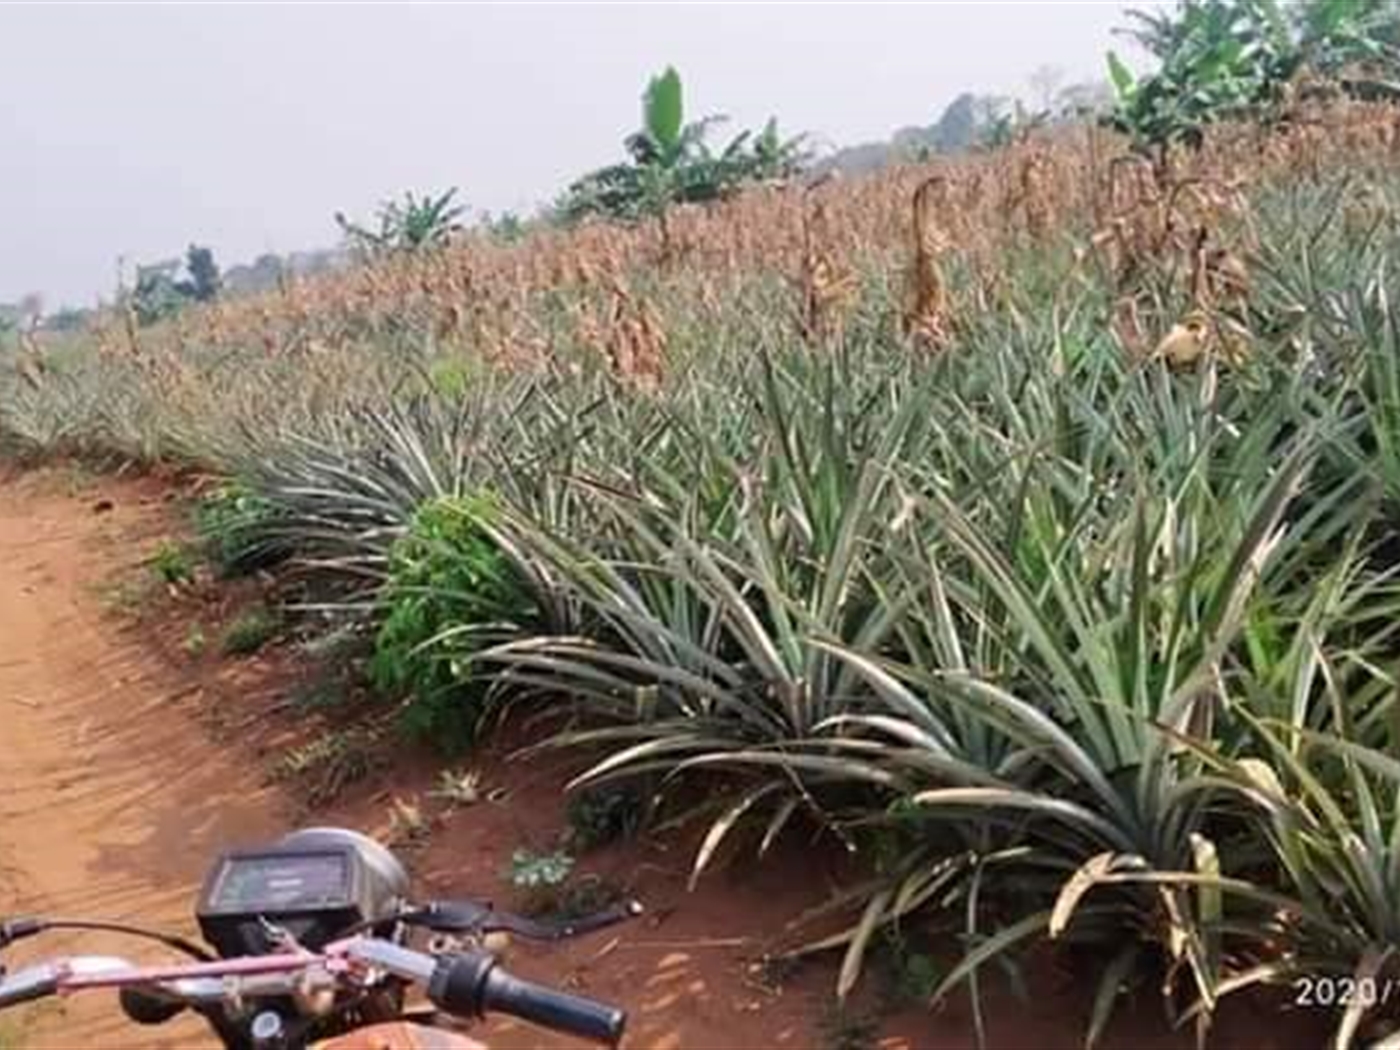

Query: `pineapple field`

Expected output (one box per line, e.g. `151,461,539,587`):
10,18,1400,1046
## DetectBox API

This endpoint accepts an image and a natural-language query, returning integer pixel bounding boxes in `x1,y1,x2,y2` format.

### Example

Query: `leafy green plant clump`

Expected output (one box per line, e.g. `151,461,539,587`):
566,783,646,851
371,494,533,752
182,623,208,657
148,540,195,586
505,847,576,915
222,607,280,656
194,481,283,577
1105,0,1400,165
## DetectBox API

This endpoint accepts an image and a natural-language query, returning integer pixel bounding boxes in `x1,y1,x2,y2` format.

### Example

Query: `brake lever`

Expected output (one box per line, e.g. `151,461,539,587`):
406,899,493,935
405,898,643,941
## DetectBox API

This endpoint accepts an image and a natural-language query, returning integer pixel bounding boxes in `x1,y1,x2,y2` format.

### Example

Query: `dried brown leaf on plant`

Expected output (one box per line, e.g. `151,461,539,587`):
1013,150,1055,240
1153,310,1213,370
1111,296,1151,362
602,279,665,392
16,330,46,391
797,193,856,346
901,175,953,352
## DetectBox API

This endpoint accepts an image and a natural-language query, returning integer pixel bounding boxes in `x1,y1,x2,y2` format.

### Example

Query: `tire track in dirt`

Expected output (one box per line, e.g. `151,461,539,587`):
0,473,285,1048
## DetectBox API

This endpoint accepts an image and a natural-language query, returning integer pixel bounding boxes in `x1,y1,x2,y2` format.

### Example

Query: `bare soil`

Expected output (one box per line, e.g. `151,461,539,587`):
0,467,1326,1049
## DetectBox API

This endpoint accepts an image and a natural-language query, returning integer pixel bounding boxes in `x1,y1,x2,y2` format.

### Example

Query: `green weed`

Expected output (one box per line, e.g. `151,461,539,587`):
148,540,194,586
372,494,534,752
273,726,381,805
181,623,207,657
221,607,280,655
817,1004,881,1050
566,783,646,851
193,481,282,577
506,847,575,915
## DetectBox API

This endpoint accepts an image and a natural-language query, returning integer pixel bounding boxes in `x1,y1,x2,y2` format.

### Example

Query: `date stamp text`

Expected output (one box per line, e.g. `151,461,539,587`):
1294,976,1400,1008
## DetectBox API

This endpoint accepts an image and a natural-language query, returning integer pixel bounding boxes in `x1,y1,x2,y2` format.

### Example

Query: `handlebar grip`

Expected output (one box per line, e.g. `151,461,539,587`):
484,969,626,1047
428,953,626,1047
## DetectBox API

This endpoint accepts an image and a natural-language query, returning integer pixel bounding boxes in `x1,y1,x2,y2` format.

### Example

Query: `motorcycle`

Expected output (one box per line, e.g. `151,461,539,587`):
0,827,638,1049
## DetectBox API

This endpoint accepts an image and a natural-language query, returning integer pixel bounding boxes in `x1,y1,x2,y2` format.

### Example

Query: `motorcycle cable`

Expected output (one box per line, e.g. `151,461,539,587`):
0,916,214,961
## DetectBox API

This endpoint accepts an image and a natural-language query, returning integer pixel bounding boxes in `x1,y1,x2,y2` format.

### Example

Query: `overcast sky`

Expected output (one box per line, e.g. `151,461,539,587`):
2,2,1140,308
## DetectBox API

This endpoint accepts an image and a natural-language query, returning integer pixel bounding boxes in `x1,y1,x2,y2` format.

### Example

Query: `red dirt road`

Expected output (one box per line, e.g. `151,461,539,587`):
0,471,283,1048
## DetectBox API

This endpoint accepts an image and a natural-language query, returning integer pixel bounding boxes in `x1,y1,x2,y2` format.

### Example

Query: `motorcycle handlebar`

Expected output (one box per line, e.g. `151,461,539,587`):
0,965,59,1009
0,941,627,1047
344,940,625,1046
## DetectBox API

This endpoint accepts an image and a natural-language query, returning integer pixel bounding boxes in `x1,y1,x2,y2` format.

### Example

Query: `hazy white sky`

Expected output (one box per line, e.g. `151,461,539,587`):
2,2,1140,307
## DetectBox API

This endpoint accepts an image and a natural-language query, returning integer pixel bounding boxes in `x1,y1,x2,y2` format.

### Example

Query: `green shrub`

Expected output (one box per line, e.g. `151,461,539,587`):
566,783,646,850
222,607,280,655
427,357,475,400
371,494,533,752
148,540,195,586
194,481,283,577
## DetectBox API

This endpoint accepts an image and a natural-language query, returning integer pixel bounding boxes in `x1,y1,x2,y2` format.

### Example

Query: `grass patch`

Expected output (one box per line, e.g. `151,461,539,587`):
181,622,207,657
817,1004,881,1050
193,481,284,577
221,606,280,655
95,577,154,616
272,725,382,804
566,783,646,851
147,540,195,587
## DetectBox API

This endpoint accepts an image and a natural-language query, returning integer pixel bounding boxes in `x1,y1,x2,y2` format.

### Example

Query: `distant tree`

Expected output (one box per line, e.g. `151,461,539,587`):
480,210,528,244
249,252,286,291
1056,80,1115,117
43,306,93,333
252,253,285,280
122,246,226,325
335,188,465,256
223,252,287,296
930,93,1019,152
182,244,222,302
816,88,1052,176
1028,64,1067,111
130,260,186,326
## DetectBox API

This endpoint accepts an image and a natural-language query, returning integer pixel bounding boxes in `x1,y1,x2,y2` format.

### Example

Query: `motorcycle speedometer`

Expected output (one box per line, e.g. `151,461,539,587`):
205,851,352,912
196,828,408,958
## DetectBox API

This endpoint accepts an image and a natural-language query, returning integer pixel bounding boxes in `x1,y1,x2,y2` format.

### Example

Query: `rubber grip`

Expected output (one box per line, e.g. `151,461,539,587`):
482,969,626,1047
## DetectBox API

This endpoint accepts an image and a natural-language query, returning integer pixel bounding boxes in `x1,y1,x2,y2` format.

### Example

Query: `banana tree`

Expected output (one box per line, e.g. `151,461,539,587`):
1296,0,1400,100
1107,0,1400,168
557,67,809,223
1106,0,1290,166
